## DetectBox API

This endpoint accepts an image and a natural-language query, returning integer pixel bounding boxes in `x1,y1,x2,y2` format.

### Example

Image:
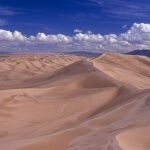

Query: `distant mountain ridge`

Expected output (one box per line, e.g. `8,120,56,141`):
0,51,12,54
0,50,150,57
126,50,150,57
62,50,150,57
61,51,101,57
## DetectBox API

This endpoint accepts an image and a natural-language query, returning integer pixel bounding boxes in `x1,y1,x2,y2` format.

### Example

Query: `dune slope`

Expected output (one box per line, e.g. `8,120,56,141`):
93,52,150,88
0,53,149,150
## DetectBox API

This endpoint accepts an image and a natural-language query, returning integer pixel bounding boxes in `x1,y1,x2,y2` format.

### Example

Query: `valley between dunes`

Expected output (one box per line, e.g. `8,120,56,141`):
0,53,150,150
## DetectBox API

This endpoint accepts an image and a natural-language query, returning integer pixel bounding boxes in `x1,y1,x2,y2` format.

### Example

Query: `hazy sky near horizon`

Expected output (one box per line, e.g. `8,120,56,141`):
0,0,150,53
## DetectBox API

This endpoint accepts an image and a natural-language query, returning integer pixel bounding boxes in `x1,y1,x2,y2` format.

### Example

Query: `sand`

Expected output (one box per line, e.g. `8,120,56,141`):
116,126,150,150
0,53,149,150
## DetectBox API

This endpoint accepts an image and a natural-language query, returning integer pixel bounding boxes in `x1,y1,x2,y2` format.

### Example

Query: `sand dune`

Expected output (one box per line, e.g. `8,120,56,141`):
116,126,150,150
93,52,150,89
0,53,149,150
0,54,86,90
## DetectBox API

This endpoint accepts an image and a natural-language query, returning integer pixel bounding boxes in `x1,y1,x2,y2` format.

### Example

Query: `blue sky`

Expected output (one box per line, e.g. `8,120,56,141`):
0,0,150,53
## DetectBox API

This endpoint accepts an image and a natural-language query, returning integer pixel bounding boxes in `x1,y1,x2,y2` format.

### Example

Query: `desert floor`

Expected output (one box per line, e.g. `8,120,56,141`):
0,53,150,150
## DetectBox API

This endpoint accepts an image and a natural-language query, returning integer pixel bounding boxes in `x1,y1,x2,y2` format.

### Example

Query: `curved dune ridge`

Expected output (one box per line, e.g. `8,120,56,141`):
93,52,150,88
0,53,149,150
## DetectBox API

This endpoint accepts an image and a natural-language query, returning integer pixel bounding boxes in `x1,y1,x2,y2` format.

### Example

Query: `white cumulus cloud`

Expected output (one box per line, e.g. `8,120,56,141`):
35,33,72,43
0,23,150,53
74,29,82,33
0,29,26,41
0,29,13,40
73,33,104,42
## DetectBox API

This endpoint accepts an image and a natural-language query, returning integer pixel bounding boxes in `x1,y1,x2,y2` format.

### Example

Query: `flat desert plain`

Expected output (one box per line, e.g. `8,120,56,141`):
0,53,150,150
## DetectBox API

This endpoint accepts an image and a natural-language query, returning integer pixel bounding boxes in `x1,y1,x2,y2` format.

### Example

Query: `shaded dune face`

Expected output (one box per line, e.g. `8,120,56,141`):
0,53,149,150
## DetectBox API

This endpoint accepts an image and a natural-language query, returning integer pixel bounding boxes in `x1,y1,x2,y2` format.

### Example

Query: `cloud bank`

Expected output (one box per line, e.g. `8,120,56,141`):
0,23,150,53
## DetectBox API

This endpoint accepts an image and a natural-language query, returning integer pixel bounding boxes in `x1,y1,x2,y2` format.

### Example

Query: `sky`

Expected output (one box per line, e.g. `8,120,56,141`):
0,0,150,53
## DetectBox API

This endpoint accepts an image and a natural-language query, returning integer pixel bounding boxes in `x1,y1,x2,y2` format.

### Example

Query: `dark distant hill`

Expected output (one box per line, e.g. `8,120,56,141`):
0,51,12,54
1,50,150,57
63,50,150,57
62,51,101,57
126,50,150,57
0,51,12,58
